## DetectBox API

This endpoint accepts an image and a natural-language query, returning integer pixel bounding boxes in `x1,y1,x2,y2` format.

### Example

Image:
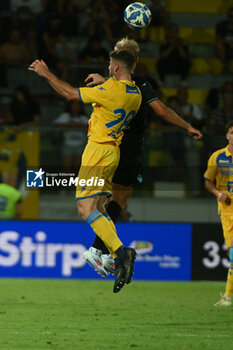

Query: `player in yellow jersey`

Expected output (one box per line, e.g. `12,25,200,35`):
29,50,142,293
204,120,233,306
83,37,202,278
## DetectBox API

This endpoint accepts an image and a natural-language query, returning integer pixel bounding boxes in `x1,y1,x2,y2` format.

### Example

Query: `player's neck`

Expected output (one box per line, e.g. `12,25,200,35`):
114,72,132,82
229,143,233,155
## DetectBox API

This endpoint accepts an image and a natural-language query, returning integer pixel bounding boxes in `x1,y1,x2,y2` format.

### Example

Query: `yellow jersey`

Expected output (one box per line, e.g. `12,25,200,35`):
204,146,233,215
78,76,141,145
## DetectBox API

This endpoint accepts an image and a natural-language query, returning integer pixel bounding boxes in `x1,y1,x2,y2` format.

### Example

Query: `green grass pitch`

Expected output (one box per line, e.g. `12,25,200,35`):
0,279,232,350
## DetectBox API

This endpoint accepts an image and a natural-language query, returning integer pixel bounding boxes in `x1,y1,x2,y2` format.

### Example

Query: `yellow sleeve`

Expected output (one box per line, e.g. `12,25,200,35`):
78,80,110,105
204,152,218,181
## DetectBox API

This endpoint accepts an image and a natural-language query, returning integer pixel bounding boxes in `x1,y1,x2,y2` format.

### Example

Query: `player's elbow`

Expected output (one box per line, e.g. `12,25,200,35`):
64,87,80,102
66,94,73,101
158,109,168,118
157,106,170,119
150,100,167,117
66,92,79,102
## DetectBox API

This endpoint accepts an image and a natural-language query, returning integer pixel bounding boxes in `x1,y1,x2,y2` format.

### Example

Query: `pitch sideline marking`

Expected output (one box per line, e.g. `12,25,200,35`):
176,334,230,338
5,331,232,338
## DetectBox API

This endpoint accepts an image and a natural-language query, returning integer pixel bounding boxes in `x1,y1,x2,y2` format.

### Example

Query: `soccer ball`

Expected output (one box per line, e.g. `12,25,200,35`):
124,2,152,30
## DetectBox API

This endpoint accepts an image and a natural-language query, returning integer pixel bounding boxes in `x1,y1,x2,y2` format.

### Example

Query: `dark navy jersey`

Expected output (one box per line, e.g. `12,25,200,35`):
116,75,159,182
125,75,159,135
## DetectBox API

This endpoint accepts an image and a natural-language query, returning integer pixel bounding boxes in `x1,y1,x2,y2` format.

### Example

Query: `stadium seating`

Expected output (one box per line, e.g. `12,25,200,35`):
139,0,232,104
7,66,52,95
141,27,215,43
1,0,231,112
141,56,233,75
165,0,230,14
161,88,208,105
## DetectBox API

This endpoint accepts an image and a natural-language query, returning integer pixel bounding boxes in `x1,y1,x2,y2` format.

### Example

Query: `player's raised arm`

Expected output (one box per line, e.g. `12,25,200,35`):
148,99,203,140
28,59,80,101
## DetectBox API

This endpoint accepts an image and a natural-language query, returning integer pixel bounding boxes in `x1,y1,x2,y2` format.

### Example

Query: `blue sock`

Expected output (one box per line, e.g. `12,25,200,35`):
230,247,233,266
103,211,112,222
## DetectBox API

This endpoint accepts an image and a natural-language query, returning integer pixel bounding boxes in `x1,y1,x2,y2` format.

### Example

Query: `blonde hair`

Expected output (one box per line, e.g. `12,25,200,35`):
114,37,140,59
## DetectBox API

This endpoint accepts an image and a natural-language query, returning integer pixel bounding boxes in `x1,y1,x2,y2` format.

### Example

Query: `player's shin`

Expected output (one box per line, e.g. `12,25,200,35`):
86,209,122,259
102,211,130,263
91,204,122,253
225,246,233,298
92,235,110,254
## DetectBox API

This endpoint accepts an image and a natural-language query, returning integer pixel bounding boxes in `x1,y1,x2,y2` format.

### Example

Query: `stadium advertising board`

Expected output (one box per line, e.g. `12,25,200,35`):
0,221,192,281
192,223,229,281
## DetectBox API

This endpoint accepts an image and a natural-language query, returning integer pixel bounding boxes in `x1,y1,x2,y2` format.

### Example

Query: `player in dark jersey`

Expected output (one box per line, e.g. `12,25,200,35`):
112,74,159,190
83,37,202,277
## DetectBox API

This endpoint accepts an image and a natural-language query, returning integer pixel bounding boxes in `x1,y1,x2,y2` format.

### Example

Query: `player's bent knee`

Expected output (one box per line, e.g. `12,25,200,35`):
77,200,93,220
112,191,132,209
117,197,127,209
77,197,99,220
77,200,86,220
97,195,107,213
97,201,105,214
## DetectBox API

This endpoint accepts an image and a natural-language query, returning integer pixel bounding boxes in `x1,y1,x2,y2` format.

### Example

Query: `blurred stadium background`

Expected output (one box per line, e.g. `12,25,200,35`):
0,0,231,284
0,1,232,348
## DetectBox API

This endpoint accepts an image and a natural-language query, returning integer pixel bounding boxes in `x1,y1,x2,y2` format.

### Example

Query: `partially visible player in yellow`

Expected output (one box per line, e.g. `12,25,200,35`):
204,120,233,306
29,50,141,293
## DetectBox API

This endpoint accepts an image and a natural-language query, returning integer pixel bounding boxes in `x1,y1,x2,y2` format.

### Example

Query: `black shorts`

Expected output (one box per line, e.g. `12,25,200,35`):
112,133,144,187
